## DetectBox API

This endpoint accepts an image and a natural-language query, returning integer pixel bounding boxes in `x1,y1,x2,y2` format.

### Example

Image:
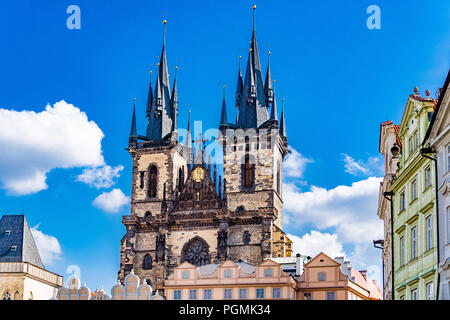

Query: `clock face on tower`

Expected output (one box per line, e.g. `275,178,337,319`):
192,167,205,182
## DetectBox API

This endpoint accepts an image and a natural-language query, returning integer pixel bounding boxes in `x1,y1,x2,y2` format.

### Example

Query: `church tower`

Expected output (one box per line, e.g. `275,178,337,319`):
218,5,289,262
118,8,291,292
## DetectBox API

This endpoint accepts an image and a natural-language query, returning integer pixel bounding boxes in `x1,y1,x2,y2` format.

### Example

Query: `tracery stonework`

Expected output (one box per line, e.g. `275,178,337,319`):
118,10,292,292
180,237,210,266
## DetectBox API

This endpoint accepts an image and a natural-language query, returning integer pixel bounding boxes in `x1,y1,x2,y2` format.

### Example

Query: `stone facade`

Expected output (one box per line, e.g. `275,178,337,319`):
118,11,292,292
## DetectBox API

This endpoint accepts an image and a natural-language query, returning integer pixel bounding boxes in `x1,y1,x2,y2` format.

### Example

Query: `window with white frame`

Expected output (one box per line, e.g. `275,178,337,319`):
173,290,182,300
425,166,431,190
189,290,197,300
411,179,417,201
426,216,433,250
411,227,417,259
414,131,419,151
318,272,326,281
400,236,405,266
426,282,434,300
409,136,414,158
203,289,212,300
272,288,281,299
400,192,406,211
256,288,265,299
264,268,273,277
411,289,418,300
224,289,233,300
327,292,336,300
239,288,248,299
447,145,450,173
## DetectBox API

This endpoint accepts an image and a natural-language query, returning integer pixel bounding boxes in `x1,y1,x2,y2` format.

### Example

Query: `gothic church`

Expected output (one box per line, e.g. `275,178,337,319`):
118,7,292,290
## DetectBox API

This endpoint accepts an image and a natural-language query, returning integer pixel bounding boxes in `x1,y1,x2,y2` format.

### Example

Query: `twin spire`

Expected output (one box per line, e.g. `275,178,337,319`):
130,6,288,145
220,5,287,138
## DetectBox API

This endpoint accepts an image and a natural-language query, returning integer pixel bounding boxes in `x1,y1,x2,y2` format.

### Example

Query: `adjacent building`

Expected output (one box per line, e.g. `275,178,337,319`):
296,252,382,300
164,259,297,300
56,271,164,300
388,88,438,300
423,69,450,300
377,120,401,299
0,215,63,300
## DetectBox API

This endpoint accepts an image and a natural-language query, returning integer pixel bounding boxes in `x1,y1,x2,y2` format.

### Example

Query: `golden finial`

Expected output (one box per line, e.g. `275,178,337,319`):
223,85,226,89
250,48,253,52
175,66,178,70
268,51,271,55
157,62,160,66
239,55,242,59
133,97,136,102
253,4,256,10
163,19,167,24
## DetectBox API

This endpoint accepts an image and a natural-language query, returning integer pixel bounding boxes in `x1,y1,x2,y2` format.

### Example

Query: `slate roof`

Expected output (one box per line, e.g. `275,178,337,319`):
0,215,44,269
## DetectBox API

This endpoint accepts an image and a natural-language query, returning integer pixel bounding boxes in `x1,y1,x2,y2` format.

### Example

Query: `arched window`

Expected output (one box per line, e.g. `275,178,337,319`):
14,291,20,300
243,155,254,188
148,166,157,198
143,254,152,270
178,167,185,192
276,160,281,194
243,231,251,245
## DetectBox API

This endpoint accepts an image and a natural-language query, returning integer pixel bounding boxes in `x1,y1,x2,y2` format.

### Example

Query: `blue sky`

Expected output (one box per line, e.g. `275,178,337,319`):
0,0,449,291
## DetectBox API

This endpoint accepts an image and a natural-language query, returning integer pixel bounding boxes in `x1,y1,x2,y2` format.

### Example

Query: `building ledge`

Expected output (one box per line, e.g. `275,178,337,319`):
0,262,63,287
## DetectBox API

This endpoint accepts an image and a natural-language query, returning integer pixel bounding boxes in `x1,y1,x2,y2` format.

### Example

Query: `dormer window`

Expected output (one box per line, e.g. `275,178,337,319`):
5,230,11,236
11,246,17,251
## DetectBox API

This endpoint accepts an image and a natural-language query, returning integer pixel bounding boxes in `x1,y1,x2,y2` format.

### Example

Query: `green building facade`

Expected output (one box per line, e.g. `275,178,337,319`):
391,90,438,300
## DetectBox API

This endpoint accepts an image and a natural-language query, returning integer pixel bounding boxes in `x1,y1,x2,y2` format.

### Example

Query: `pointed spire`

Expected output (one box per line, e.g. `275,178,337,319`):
252,5,256,33
237,5,267,129
171,66,178,132
264,52,273,105
146,71,153,117
280,98,287,137
220,85,228,126
130,98,137,137
186,108,192,149
270,81,278,121
147,19,172,140
235,56,243,108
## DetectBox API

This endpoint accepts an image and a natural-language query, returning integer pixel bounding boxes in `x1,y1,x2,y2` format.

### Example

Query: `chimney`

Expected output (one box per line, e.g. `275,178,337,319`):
334,256,344,265
295,253,303,277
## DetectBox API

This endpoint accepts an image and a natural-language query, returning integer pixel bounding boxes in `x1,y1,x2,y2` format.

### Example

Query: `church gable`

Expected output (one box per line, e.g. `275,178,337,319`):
173,163,223,212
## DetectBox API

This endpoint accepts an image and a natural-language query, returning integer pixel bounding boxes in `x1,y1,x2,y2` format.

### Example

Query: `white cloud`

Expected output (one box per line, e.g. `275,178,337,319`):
288,231,346,259
31,225,62,266
0,101,105,195
342,153,384,177
284,147,313,179
92,188,130,213
283,176,383,244
77,165,124,189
